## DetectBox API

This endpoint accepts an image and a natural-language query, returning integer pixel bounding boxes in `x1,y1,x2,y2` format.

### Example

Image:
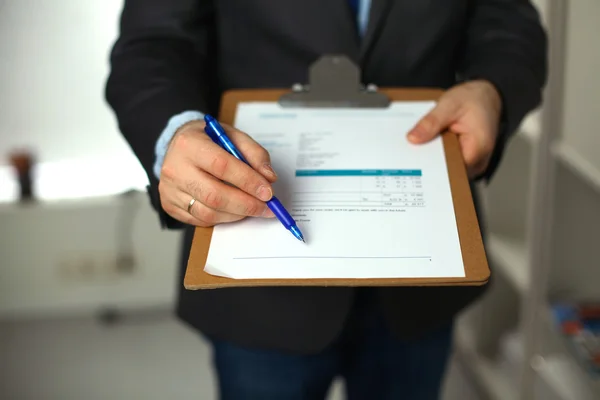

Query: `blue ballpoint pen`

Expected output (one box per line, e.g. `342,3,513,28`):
203,114,305,243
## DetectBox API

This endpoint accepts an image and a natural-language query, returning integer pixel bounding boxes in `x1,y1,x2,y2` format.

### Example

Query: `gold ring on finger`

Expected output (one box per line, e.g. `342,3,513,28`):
187,197,196,214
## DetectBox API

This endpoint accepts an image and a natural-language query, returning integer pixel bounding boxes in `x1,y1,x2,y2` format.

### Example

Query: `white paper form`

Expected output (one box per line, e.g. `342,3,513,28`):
204,101,465,279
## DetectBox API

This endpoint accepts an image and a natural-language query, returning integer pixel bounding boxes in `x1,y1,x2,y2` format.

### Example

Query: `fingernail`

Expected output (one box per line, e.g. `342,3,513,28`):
257,185,272,201
263,163,277,178
407,130,421,142
262,207,275,218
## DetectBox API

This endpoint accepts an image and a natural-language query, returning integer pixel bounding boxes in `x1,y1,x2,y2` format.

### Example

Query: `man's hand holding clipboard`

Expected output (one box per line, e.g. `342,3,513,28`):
407,80,503,179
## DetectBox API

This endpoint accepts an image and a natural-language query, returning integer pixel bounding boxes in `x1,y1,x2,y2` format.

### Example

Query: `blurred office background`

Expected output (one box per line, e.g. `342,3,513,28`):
1,0,599,399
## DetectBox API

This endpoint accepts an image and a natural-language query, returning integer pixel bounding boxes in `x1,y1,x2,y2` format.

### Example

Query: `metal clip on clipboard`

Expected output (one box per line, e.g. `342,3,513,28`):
278,55,390,109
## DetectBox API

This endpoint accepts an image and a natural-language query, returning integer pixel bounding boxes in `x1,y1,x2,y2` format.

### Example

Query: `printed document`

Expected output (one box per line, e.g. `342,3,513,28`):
204,102,465,279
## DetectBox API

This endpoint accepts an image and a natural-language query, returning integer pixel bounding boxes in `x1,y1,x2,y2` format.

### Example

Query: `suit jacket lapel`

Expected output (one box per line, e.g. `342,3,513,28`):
360,0,393,61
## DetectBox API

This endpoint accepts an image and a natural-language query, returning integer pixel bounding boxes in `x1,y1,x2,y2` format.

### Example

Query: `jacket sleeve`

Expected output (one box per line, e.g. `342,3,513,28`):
459,0,548,181
105,0,214,229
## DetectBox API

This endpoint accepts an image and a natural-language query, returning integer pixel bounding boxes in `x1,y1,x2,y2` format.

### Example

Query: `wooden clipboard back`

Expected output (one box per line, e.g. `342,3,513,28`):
183,87,490,289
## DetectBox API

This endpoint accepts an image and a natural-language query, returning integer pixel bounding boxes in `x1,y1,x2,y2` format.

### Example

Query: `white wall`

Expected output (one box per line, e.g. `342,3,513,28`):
560,0,600,171
0,0,129,164
0,0,147,202
0,0,181,318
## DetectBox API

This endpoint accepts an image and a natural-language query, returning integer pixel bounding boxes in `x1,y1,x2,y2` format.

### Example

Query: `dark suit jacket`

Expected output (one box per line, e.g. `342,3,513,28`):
105,0,547,354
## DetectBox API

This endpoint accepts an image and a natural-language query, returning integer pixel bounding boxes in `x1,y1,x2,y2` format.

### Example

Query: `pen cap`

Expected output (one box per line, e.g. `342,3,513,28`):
203,114,248,163
204,114,226,138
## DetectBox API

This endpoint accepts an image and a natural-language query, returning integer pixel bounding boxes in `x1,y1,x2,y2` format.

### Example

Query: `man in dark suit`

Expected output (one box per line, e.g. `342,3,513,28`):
105,0,547,398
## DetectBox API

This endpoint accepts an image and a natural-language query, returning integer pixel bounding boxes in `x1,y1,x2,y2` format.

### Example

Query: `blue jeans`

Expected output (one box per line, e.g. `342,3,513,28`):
209,292,453,400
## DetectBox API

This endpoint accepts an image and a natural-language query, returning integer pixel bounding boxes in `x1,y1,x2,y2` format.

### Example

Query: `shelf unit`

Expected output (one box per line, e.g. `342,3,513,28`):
486,233,529,294
540,305,600,398
453,1,600,399
554,142,600,194
531,354,597,400
455,322,519,400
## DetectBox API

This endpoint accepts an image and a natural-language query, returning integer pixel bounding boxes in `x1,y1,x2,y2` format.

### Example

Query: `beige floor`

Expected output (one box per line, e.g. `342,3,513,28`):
0,309,480,400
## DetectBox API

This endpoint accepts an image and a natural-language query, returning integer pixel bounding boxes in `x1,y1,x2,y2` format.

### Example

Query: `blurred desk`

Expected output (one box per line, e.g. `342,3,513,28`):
0,191,180,320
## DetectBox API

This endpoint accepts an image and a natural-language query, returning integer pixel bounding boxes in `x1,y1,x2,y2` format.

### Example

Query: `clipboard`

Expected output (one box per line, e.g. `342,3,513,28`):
184,55,490,289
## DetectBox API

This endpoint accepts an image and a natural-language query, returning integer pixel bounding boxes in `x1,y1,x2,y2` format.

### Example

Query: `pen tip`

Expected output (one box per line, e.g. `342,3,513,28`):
290,226,305,243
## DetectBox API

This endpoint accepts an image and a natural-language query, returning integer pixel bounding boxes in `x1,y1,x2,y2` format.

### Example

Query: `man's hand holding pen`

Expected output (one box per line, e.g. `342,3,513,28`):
158,120,277,227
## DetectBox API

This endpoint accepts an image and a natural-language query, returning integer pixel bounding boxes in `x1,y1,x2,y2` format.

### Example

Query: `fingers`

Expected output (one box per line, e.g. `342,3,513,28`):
169,205,229,228
158,180,209,226
159,179,254,228
167,201,242,228
170,131,275,202
459,133,493,179
407,96,461,144
223,125,278,182
159,119,280,228
182,167,275,218
161,155,274,218
181,190,245,226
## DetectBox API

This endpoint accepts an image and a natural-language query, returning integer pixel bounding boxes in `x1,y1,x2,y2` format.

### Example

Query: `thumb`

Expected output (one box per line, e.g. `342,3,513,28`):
407,98,460,144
